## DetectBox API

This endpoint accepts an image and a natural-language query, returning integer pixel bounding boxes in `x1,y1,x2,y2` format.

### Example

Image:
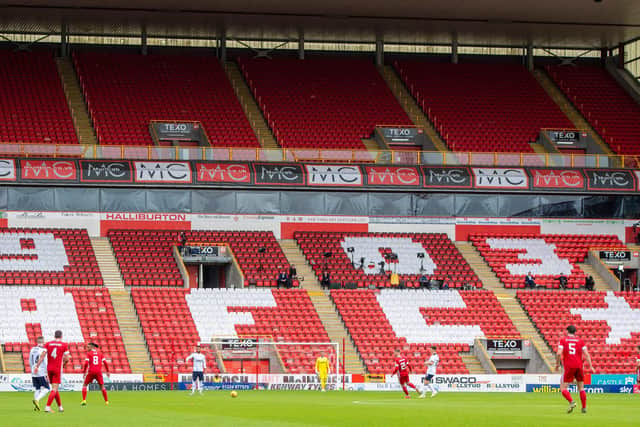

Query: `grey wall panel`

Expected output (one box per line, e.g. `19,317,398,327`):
454,194,499,217
100,188,146,212
498,195,541,217
0,187,8,210
368,193,412,216
8,187,55,211
192,190,237,213
280,191,325,215
539,195,583,218
414,194,454,217
325,192,368,216
583,196,623,219
147,189,191,213
235,191,280,214
55,188,99,212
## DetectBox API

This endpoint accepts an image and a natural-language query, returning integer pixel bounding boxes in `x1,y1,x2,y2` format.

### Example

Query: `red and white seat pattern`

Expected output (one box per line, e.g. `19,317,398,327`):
394,62,572,152
0,50,78,145
131,288,330,374
295,231,481,288
0,228,102,286
332,289,519,374
109,230,289,287
73,51,258,147
0,286,130,373
470,233,624,289
517,291,640,373
237,57,412,149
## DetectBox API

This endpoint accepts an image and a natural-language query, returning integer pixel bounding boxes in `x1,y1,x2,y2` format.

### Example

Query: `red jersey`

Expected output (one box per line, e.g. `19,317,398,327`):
84,349,108,374
43,340,69,372
393,357,411,376
558,336,586,369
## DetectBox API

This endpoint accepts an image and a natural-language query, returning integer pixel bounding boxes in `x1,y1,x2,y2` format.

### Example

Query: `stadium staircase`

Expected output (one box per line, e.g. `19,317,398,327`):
91,238,154,374
224,62,279,150
455,242,556,370
577,262,615,291
378,65,448,152
1,351,24,373
532,69,613,155
278,239,366,375
460,354,485,374
56,57,98,145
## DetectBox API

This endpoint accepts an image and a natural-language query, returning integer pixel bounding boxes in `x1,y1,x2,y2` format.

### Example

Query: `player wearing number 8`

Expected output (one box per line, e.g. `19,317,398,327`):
81,343,110,406
556,325,594,414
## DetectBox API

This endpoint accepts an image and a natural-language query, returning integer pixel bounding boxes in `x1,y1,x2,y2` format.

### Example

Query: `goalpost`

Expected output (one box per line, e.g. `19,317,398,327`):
200,338,342,390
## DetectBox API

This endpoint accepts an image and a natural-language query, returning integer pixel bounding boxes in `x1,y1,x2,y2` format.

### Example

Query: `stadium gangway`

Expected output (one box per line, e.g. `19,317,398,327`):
0,142,636,168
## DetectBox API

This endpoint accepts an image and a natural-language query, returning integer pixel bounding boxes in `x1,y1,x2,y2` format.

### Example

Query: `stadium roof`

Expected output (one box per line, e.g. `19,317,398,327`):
2,0,640,48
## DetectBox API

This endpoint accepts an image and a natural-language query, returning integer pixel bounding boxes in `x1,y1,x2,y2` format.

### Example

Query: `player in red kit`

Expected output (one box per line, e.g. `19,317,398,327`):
635,345,640,384
556,325,594,414
34,330,70,413
81,343,110,406
392,349,421,399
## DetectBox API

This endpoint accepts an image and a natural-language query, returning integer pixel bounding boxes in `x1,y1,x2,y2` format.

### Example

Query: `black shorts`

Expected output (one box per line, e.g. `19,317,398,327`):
192,372,204,382
423,374,434,382
32,376,50,390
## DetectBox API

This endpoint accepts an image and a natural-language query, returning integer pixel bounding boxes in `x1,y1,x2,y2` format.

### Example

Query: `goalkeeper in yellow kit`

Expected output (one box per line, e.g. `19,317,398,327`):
315,355,330,391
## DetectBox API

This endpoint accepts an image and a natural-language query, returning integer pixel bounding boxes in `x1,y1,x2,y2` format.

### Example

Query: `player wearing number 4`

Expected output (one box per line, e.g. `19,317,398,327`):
557,325,594,414
420,346,439,398
186,345,206,395
34,330,71,413
81,343,110,406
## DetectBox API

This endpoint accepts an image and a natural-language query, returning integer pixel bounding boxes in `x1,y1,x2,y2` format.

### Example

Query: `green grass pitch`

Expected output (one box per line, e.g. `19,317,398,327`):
1,391,638,426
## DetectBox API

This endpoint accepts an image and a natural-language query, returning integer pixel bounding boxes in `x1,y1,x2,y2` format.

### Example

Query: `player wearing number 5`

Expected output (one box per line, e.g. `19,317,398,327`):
315,355,330,392
556,325,594,414
34,330,71,413
81,343,110,406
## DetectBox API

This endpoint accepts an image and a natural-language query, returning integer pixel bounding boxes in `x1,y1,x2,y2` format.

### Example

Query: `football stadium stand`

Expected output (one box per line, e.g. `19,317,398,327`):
131,288,330,374
0,228,102,286
332,289,520,374
0,286,130,373
72,51,258,147
237,57,412,149
108,230,290,287
394,62,573,152
469,233,625,289
294,231,481,289
546,65,640,154
517,290,640,374
0,50,78,145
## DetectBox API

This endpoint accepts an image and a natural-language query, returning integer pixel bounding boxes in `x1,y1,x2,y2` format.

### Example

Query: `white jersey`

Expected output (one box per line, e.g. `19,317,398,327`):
187,352,206,372
427,353,439,376
29,346,47,377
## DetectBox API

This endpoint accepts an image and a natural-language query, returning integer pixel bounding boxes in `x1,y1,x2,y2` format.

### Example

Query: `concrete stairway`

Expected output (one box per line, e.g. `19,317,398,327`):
278,239,366,374
2,351,25,373
461,353,486,374
109,289,154,374
91,237,125,289
533,69,613,155
56,57,97,145
378,65,448,152
363,138,382,151
578,262,615,291
224,62,279,150
454,242,505,291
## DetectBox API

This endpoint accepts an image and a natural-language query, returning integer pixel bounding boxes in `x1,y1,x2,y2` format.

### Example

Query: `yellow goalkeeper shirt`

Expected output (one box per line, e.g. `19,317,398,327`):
315,356,329,374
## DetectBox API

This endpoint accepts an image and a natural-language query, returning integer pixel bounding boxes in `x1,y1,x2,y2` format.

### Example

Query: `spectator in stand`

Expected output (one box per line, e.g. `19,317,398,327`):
558,273,568,290
179,231,188,256
584,275,595,291
525,272,536,289
288,264,297,288
390,272,400,288
419,274,430,289
320,271,331,289
277,271,289,288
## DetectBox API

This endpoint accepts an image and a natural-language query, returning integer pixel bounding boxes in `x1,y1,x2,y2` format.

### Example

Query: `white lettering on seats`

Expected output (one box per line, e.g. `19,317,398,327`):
376,290,483,345
571,292,640,345
186,289,277,340
0,233,69,272
485,238,572,276
340,237,437,275
0,287,83,343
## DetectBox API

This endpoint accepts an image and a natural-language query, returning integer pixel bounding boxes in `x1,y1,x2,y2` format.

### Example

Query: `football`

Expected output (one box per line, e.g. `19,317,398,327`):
230,391,238,398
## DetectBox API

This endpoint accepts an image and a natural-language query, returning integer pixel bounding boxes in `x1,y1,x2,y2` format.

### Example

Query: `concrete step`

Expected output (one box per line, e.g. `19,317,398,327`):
56,57,97,145
2,352,25,373
91,238,126,289
577,262,615,291
454,242,505,291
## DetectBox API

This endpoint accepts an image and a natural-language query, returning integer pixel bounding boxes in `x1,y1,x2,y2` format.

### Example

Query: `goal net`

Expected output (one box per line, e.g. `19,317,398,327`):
200,338,341,388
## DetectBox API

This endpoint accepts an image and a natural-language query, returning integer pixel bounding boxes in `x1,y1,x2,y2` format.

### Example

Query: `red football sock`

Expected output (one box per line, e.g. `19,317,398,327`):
54,390,61,407
401,385,409,396
82,387,87,400
407,382,418,391
579,390,587,409
46,390,56,406
102,388,109,402
561,389,573,403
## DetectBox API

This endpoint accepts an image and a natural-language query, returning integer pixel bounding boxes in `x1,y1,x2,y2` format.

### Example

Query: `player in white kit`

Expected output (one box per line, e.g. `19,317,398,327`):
420,346,440,398
186,345,207,395
29,336,50,411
